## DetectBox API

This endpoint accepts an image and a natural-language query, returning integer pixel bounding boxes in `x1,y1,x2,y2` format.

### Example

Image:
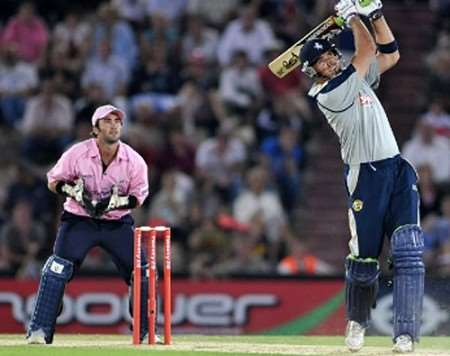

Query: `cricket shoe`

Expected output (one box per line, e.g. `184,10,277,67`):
392,334,414,353
26,329,47,344
345,320,366,352
141,333,163,344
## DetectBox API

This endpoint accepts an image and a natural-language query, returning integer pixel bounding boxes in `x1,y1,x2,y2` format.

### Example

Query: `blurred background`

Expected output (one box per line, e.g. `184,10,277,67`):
0,0,449,337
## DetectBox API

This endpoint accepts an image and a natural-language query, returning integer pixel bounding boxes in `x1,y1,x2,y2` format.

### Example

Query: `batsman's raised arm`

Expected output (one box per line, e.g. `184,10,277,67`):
336,0,376,78
355,0,400,74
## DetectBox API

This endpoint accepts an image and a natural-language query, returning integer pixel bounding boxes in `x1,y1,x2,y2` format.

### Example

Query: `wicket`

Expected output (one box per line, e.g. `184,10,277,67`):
132,226,172,345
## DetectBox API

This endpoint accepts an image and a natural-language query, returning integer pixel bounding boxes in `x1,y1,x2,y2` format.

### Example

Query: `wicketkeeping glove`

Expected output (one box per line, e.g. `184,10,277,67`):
56,178,97,217
94,185,138,217
56,178,84,204
335,0,358,26
355,0,383,20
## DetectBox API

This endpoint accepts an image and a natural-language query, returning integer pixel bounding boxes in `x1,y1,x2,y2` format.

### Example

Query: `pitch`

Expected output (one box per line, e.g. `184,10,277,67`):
0,335,449,355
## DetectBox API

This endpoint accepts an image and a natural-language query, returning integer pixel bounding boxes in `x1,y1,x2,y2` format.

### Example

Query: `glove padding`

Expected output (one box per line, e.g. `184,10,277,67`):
355,0,383,20
94,185,131,217
56,178,97,217
335,0,358,26
58,178,84,204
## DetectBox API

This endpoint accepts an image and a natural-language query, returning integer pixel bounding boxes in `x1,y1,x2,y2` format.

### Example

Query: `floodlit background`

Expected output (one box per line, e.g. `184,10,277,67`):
0,0,449,338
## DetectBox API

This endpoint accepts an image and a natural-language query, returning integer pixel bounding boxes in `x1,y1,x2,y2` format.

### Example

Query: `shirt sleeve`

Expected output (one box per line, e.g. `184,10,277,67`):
364,59,380,89
128,155,149,205
316,65,361,112
47,145,78,184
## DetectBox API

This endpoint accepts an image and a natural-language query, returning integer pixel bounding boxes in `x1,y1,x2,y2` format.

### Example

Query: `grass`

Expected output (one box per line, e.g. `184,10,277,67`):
0,334,449,356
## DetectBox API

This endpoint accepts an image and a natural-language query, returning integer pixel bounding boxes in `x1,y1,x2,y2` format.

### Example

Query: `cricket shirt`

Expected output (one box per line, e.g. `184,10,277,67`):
308,60,400,165
48,138,149,220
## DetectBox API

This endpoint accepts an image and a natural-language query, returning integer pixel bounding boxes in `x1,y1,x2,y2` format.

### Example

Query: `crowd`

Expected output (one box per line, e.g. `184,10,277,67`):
0,0,448,279
408,0,450,276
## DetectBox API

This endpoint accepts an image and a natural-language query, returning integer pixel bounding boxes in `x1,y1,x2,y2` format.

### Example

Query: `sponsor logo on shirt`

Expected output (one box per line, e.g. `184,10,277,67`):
358,94,374,106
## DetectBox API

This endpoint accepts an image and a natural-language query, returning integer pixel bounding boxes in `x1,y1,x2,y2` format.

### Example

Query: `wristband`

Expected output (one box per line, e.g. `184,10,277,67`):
55,181,65,195
370,10,383,21
377,40,398,54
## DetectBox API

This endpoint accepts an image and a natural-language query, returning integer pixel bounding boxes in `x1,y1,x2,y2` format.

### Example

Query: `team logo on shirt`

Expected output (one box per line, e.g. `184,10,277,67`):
352,199,364,212
358,94,374,106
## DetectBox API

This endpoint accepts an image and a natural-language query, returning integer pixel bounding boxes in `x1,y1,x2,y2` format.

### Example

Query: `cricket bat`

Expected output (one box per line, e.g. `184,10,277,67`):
268,16,345,78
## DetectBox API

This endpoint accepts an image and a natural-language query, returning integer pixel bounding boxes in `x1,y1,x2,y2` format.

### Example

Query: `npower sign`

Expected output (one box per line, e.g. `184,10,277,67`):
0,278,346,334
0,292,278,327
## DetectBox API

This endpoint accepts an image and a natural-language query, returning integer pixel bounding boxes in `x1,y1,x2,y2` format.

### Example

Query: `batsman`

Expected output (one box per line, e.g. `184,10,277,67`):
26,105,151,344
298,0,424,353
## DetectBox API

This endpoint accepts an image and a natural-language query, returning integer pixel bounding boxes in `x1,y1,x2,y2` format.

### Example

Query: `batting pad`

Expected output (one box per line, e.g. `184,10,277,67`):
345,256,380,328
27,255,73,344
391,224,425,341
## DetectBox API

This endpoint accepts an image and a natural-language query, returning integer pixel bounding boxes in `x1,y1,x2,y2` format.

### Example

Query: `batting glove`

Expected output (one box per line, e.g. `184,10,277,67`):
335,0,358,26
355,0,383,20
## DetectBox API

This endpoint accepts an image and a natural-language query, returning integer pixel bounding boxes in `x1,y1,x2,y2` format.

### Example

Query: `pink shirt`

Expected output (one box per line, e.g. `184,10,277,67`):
48,138,149,220
2,17,49,63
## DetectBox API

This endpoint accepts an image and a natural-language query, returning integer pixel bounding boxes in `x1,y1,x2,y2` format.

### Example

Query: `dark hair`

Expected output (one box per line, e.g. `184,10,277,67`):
90,122,100,138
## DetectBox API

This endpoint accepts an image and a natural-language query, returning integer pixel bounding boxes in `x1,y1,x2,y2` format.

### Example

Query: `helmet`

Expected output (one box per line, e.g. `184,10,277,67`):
299,39,341,78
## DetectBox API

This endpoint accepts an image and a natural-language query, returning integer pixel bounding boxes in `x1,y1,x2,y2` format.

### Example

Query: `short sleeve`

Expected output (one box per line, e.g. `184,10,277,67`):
316,65,361,112
47,145,77,184
364,59,380,89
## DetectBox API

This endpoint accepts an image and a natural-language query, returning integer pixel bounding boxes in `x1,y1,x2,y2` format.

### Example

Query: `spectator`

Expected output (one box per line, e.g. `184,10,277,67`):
1,2,49,64
159,130,196,175
148,170,193,229
181,15,219,64
423,194,450,275
4,161,57,226
233,165,291,262
188,217,231,279
417,164,444,219
217,3,277,66
0,45,38,127
258,44,312,122
145,0,187,22
51,9,91,75
402,116,450,184
219,50,262,119
425,30,450,107
421,98,450,138
277,238,336,275
92,3,138,71
82,39,130,100
112,0,148,29
187,0,239,29
195,120,247,202
20,76,74,166
260,126,304,213
128,44,180,96
0,199,47,279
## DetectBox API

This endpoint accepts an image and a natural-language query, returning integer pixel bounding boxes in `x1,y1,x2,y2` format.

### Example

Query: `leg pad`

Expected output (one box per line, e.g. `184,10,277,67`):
345,256,380,327
27,255,73,344
391,225,425,341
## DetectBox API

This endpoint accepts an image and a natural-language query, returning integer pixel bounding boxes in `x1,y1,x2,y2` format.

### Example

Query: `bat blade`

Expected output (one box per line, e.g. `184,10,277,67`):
268,16,344,78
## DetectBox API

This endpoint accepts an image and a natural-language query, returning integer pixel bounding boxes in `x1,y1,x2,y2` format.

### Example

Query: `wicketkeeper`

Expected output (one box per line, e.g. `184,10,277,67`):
26,105,150,344
299,0,424,353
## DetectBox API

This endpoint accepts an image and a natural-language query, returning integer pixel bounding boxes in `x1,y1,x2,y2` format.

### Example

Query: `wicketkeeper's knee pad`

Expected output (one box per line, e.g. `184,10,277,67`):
391,224,425,341
345,256,380,327
129,264,157,341
27,255,73,344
